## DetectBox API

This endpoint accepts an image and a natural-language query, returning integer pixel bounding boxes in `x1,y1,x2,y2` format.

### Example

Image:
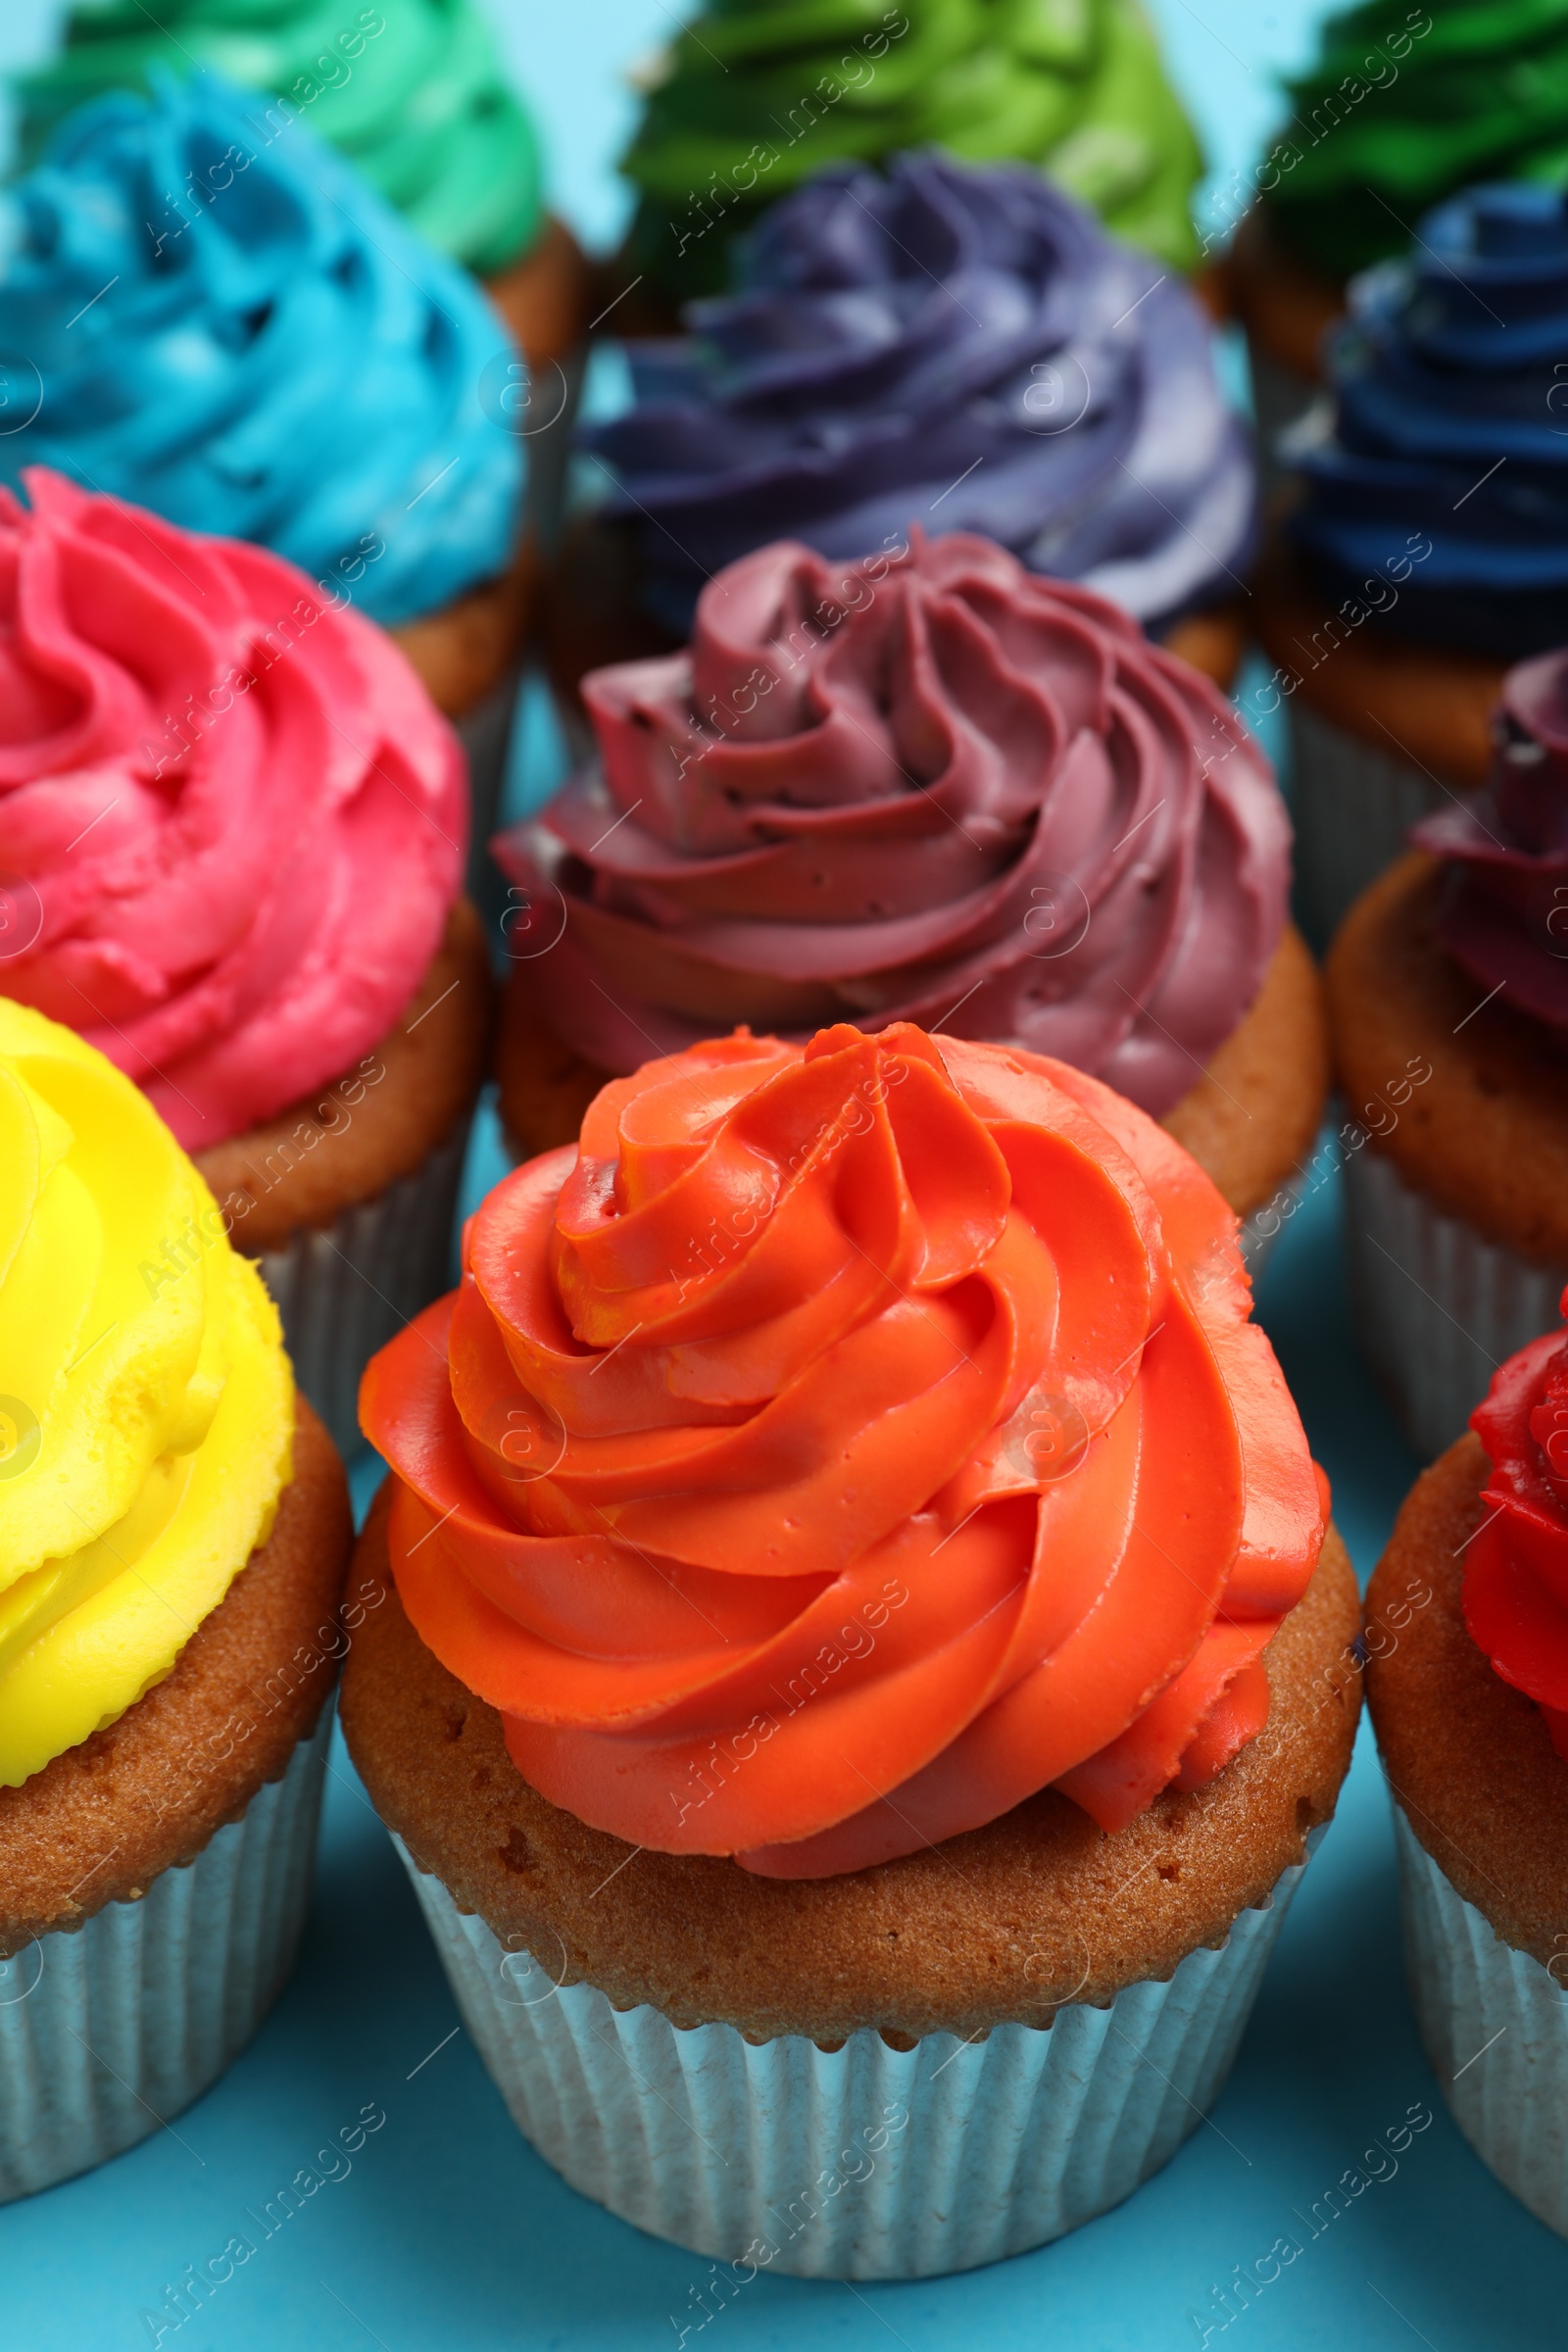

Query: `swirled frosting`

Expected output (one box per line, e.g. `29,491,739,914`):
0,74,523,629
1465,1291,1568,1757
1413,648,1568,1040
0,468,465,1152
620,0,1202,298
1270,3,1568,281
494,532,1288,1119
15,0,542,275
0,1000,293,1788
1290,182,1568,658
362,1023,1325,1874
591,152,1251,632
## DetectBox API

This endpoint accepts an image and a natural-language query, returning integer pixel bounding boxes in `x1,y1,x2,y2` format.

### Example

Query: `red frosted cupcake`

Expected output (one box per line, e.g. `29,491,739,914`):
1367,1294,1568,2236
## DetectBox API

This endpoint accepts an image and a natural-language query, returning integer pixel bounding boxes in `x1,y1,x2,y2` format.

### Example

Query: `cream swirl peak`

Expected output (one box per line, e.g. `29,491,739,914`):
0,469,465,1151
495,531,1289,1115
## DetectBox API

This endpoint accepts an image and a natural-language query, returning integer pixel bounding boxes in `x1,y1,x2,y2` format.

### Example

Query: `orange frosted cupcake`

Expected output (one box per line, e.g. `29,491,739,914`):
344,1020,1359,2277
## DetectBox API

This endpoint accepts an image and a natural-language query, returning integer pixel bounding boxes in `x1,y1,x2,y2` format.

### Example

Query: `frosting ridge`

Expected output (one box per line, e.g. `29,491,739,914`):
0,468,465,1151
620,0,1203,296
0,73,523,628
494,530,1288,1118
591,151,1252,630
1465,1290,1568,1757
1290,182,1568,658
16,0,542,274
0,1000,293,1788
361,1022,1326,1874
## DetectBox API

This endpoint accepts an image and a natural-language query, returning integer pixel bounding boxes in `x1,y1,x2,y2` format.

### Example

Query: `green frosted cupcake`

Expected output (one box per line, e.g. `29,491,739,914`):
15,0,543,274
620,0,1203,301
1270,0,1568,282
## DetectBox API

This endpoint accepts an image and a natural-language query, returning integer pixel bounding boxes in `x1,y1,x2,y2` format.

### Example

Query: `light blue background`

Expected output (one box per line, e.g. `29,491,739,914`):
6,6,1565,2348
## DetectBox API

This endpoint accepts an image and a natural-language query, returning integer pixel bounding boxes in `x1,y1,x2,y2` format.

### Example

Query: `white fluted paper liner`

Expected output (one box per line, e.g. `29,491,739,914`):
392,1832,1318,2278
1343,1145,1565,1460
1285,702,1455,948
455,665,523,902
1393,1808,1568,2236
1246,342,1317,504
0,1704,331,2205
1239,1162,1311,1287
251,1117,468,1459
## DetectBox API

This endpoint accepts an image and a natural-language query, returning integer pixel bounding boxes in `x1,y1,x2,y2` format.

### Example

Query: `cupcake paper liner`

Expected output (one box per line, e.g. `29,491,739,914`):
392,1832,1319,2279
1239,1162,1311,1286
1247,343,1317,503
0,1705,332,2206
1284,702,1449,948
252,1118,469,1460
1393,1808,1568,2237
455,666,524,902
1343,1145,1566,1460
527,346,588,558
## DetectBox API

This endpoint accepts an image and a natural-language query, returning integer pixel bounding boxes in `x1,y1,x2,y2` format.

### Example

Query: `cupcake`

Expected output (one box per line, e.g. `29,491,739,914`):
552,155,1254,707
506,531,1326,1254
1365,1298,1568,2235
612,0,1203,315
1254,182,1568,941
344,1020,1360,2277
1326,648,1568,1459
0,468,489,1457
0,998,352,2202
1225,1,1568,476
0,71,534,857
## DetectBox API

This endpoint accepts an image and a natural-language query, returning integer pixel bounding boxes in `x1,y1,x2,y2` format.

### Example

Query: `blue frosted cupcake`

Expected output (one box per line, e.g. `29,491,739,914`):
0,69,530,844
549,151,1254,704
1257,182,1566,938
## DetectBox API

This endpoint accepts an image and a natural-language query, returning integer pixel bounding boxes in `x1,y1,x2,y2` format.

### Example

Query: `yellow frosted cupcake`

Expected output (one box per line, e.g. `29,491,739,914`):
0,1001,352,2202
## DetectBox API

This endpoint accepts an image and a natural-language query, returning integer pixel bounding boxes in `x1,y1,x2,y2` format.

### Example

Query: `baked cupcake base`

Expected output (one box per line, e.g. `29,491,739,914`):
0,1399,351,2202
1255,548,1503,947
1367,1436,1568,2235
497,924,1329,1241
485,214,595,560
1327,855,1568,1456
343,1494,1359,2272
195,900,492,1456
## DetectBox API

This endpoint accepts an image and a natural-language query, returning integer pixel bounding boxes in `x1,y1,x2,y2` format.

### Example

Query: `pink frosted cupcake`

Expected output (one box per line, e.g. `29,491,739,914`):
0,469,490,1451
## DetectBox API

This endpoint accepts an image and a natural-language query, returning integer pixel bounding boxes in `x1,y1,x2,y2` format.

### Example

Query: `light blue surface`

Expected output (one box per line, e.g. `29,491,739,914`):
7,5,1567,2347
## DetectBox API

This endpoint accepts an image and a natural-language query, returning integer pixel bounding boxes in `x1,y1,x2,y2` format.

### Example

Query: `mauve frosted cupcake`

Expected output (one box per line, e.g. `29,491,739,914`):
1366,1297,1568,2236
550,154,1254,707
0,70,531,858
345,1020,1359,2276
505,530,1325,1251
0,1000,352,2202
1327,647,1568,1458
0,469,488,1456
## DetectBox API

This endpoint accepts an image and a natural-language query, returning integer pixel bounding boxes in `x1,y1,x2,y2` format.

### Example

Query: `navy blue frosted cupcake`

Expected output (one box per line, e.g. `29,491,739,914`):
0,69,530,833
1290,183,1568,659
550,150,1254,700
1254,183,1568,938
